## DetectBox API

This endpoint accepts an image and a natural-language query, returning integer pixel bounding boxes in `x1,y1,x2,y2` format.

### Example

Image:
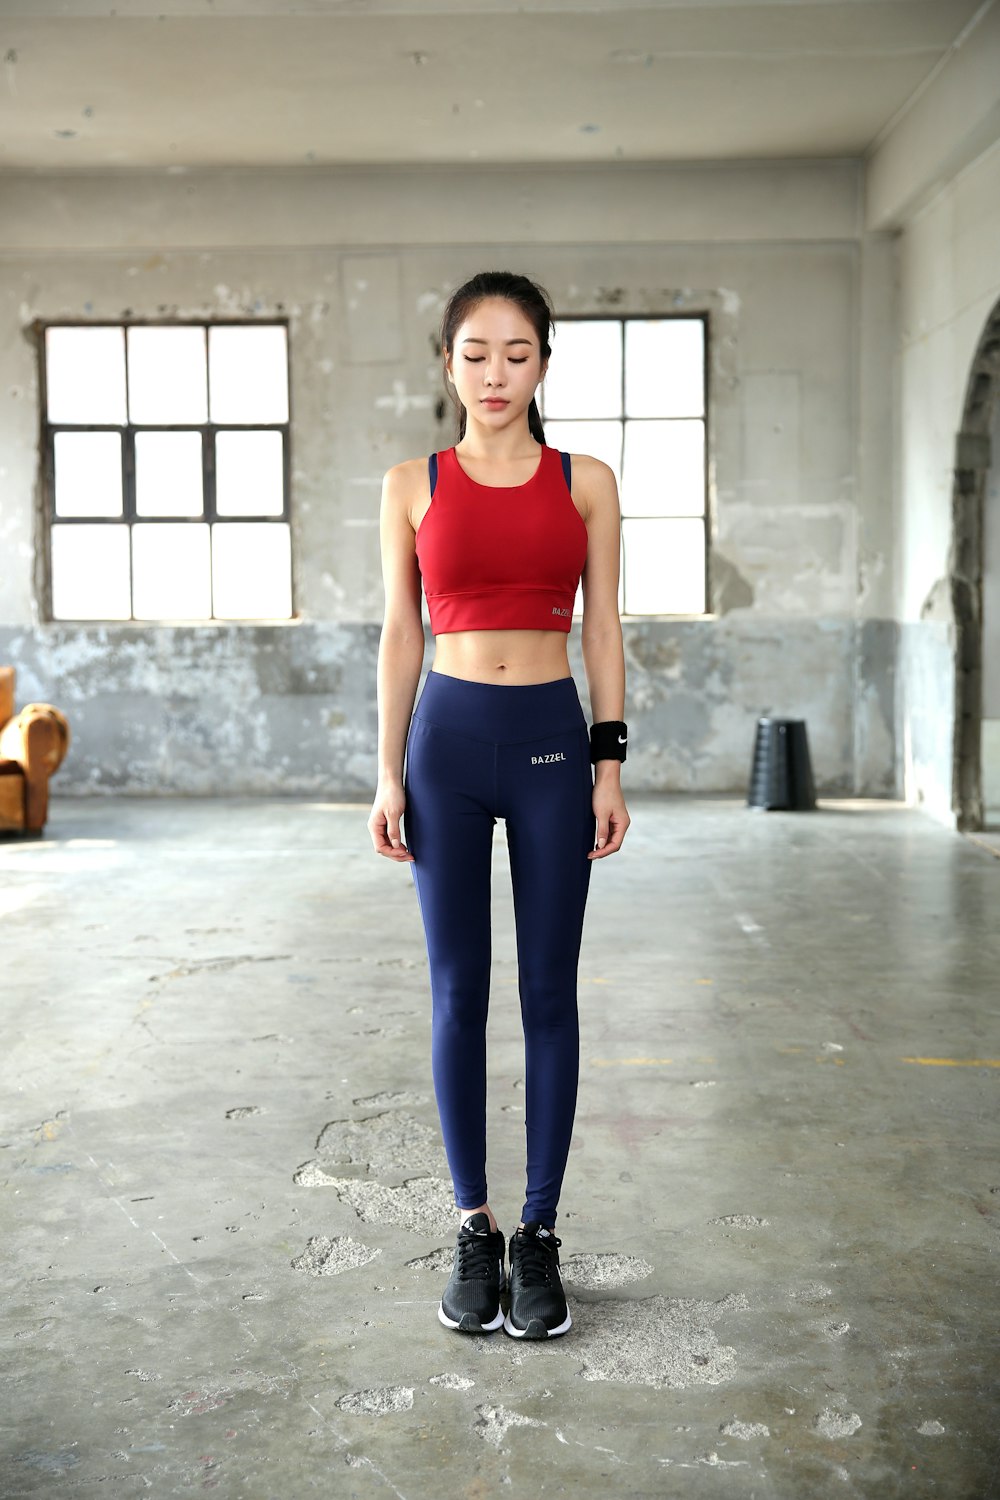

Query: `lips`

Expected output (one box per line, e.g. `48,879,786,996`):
481,399,508,406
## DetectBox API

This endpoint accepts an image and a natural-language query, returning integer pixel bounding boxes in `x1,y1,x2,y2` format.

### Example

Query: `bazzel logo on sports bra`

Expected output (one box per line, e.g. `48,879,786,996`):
531,752,567,765
551,606,571,617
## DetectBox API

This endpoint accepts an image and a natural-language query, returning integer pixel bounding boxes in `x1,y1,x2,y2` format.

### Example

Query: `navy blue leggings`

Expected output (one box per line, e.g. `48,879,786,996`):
403,669,596,1228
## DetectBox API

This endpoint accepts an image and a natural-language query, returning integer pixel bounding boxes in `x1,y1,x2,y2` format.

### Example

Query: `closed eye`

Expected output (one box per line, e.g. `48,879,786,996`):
463,356,528,364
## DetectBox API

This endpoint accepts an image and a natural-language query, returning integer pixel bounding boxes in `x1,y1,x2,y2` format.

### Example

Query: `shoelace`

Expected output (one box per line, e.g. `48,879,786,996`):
456,1229,500,1282
511,1230,562,1287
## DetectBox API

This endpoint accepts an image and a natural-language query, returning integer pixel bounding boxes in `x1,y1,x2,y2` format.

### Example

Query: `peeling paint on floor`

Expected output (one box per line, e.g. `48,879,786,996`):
292,1169,456,1233
404,1244,454,1273
560,1251,654,1288
814,1405,863,1437
336,1386,414,1415
720,1415,771,1438
574,1293,750,1389
291,1234,383,1275
314,1111,443,1174
474,1402,546,1449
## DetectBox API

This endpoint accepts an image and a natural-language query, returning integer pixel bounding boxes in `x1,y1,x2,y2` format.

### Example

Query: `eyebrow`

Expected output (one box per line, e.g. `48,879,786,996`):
460,337,534,346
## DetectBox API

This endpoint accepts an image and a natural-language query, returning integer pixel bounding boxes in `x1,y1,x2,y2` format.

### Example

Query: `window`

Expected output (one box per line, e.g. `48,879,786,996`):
41,322,293,622
539,316,707,617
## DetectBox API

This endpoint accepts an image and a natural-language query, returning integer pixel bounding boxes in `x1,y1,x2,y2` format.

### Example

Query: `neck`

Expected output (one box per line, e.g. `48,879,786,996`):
458,415,539,460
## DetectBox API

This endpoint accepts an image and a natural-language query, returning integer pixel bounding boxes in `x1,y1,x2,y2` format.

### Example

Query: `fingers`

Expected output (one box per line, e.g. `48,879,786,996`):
376,832,415,861
367,807,416,861
587,805,630,859
387,847,416,861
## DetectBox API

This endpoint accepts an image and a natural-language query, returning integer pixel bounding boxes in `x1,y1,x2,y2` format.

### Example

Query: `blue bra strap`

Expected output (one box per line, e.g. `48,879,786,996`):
428,452,438,496
560,450,572,491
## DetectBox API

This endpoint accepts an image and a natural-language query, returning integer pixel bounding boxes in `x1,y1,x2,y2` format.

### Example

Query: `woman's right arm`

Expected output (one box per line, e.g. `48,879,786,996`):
367,461,425,861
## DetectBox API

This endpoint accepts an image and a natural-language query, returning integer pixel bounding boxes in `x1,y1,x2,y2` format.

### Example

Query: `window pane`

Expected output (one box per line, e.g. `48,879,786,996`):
212,523,292,619
209,325,288,425
45,326,127,424
216,430,285,516
541,419,623,484
625,319,704,418
542,321,621,419
51,523,131,619
622,420,705,517
132,522,211,619
53,431,123,517
127,326,208,424
622,517,705,615
135,431,204,517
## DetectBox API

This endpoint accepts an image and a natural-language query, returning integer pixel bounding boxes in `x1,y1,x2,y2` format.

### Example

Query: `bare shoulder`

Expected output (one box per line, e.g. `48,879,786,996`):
571,452,617,483
381,456,432,527
382,455,429,493
568,452,620,523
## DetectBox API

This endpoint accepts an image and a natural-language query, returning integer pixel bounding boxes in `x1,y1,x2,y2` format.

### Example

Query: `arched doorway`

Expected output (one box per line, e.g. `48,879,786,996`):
952,295,1000,831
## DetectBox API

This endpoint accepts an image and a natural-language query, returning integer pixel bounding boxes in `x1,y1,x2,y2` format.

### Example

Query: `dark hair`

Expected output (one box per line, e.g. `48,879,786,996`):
440,271,554,443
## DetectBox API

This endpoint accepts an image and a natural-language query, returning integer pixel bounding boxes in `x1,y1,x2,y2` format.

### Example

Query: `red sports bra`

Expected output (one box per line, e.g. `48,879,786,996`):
414,443,588,635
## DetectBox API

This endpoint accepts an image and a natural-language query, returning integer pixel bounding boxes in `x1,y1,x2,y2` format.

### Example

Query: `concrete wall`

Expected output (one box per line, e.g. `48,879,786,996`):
983,395,1000,821
0,161,898,797
891,141,1000,823
860,2,1000,828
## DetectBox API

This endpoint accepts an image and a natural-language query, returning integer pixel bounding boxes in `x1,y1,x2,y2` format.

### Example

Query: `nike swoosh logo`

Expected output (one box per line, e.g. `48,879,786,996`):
618,734,627,743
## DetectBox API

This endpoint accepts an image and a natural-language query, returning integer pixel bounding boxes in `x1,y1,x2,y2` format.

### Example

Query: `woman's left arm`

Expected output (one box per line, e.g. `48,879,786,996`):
577,456,631,859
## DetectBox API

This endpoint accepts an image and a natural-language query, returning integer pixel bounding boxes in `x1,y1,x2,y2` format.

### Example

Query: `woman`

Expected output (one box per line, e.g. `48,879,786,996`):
367,270,630,1340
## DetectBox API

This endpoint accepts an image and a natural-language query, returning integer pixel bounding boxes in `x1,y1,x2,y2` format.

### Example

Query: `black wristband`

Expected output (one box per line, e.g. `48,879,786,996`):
590,720,627,764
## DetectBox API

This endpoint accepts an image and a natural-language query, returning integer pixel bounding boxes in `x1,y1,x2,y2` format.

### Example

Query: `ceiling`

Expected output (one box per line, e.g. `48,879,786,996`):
0,0,990,172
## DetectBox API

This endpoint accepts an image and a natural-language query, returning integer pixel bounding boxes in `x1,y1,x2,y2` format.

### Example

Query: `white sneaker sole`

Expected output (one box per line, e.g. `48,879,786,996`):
502,1306,572,1339
438,1301,505,1333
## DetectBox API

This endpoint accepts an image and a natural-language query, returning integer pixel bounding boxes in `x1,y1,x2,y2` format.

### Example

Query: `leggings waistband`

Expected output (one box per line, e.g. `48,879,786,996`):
412,669,586,744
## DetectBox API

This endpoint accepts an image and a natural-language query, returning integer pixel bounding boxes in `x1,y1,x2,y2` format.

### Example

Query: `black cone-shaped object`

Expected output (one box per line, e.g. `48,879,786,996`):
747,717,816,811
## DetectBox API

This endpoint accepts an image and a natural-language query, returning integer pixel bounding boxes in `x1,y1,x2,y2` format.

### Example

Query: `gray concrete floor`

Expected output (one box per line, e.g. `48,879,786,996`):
2,793,998,1499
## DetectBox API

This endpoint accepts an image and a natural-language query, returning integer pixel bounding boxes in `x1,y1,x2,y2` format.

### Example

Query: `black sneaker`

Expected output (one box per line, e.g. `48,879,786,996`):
438,1212,507,1334
503,1221,571,1339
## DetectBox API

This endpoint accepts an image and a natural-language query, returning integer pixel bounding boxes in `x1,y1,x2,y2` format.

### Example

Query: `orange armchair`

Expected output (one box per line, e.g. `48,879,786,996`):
0,665,71,834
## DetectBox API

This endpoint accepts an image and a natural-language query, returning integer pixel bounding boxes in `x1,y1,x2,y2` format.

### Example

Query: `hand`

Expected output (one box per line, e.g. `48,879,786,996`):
367,779,416,862
589,780,630,858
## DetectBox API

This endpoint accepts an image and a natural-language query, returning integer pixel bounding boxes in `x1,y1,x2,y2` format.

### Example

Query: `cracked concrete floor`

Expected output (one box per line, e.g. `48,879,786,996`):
2,793,998,1498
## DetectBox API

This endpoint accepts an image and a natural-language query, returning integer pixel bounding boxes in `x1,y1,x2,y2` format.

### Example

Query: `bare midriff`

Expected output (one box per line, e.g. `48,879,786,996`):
430,629,573,687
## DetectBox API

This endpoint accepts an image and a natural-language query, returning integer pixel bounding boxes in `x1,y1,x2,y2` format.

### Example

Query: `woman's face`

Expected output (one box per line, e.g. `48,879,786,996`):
446,297,547,431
